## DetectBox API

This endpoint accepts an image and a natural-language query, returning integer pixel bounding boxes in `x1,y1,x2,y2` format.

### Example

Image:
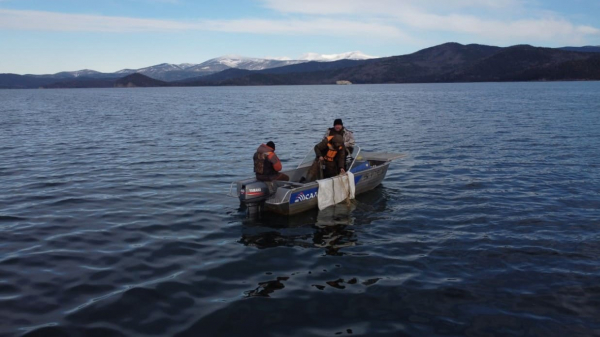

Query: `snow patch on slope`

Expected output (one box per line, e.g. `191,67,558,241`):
299,51,377,61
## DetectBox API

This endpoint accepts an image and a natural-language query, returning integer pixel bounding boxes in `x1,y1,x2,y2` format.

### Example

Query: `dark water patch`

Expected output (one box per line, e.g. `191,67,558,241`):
22,325,127,337
63,283,118,298
148,241,204,258
48,197,102,207
0,215,27,222
0,282,20,295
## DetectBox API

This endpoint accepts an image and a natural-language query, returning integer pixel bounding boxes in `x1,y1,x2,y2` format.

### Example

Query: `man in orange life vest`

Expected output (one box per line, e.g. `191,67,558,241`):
304,135,346,182
324,118,355,155
253,141,289,182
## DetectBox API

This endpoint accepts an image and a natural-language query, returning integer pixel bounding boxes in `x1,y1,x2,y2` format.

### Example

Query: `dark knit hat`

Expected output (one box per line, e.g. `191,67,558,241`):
266,141,275,150
333,119,343,126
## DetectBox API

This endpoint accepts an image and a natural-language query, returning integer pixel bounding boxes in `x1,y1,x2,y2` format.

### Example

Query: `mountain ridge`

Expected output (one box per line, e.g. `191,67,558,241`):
10,52,375,83
559,46,600,53
180,43,600,86
4,43,600,89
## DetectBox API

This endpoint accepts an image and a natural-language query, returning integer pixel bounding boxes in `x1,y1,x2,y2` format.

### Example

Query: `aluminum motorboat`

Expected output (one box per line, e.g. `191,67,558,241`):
230,146,404,215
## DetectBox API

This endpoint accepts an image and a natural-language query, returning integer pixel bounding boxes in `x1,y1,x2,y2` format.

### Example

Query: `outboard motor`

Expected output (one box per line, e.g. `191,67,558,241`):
238,181,271,215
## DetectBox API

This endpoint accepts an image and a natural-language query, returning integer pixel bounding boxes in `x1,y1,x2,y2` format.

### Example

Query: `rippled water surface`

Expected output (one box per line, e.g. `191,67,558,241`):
1,83,600,336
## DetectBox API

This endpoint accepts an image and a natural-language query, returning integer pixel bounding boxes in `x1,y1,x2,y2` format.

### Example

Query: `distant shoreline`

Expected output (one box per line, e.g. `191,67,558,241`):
1,79,599,91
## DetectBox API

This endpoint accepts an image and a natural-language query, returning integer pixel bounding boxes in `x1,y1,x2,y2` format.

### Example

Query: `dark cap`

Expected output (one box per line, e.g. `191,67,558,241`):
266,141,275,150
333,119,343,126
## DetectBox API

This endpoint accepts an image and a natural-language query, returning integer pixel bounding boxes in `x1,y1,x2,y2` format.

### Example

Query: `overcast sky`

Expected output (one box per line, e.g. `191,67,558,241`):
1,0,599,74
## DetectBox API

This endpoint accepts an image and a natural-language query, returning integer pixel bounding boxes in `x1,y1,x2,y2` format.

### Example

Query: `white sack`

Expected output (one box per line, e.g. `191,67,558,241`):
317,171,355,210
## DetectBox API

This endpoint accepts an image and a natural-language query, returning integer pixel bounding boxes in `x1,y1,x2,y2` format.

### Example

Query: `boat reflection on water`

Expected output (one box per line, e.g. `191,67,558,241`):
238,186,393,298
238,186,392,257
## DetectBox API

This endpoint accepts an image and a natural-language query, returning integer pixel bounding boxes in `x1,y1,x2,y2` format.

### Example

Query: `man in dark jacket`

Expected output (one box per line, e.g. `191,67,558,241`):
253,141,289,182
303,135,345,182
324,118,355,155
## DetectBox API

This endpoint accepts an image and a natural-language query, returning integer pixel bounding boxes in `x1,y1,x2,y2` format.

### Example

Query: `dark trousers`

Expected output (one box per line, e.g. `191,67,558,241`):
256,173,290,182
305,160,339,182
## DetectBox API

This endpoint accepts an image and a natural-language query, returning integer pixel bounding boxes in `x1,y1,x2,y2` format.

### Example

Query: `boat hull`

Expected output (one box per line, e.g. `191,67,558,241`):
265,162,390,215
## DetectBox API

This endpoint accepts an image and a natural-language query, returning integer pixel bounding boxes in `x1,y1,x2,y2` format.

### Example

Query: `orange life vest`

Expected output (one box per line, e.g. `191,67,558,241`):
324,136,342,162
254,152,275,175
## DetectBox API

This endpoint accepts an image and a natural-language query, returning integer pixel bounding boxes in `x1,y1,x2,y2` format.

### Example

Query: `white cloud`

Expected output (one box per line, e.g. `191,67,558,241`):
260,0,520,15
203,18,408,39
392,11,600,44
259,0,600,45
0,9,408,39
0,9,194,32
1,1,599,46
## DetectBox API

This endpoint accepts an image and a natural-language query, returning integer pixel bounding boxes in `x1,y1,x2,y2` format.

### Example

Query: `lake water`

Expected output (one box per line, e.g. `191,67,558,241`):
1,83,599,336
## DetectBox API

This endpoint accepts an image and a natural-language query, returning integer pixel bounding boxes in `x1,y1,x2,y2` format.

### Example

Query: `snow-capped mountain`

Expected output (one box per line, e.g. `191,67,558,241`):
140,63,186,72
113,56,308,81
134,63,190,77
49,69,104,79
26,69,120,80
115,63,210,81
64,69,103,78
114,69,137,75
177,63,196,69
28,51,380,82
299,51,378,62
185,55,305,73
116,63,197,75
